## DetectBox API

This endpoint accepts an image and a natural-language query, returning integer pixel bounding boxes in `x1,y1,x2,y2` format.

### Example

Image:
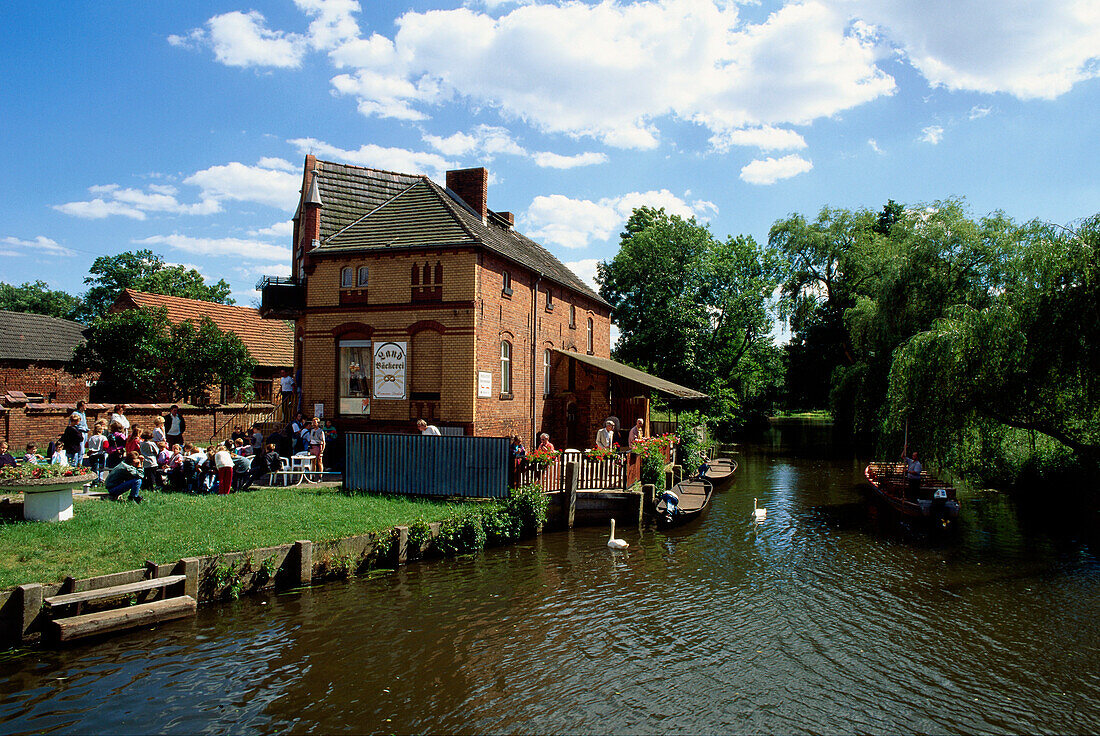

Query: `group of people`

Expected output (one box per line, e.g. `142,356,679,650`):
5,403,341,503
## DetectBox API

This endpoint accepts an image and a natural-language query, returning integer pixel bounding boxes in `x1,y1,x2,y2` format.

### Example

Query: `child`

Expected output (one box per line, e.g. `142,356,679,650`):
214,444,234,495
84,420,109,485
0,442,16,468
139,431,160,490
105,422,128,469
23,443,44,464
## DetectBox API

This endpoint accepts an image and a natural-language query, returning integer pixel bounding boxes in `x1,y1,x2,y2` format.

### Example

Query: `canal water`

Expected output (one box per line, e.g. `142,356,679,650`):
2,420,1099,734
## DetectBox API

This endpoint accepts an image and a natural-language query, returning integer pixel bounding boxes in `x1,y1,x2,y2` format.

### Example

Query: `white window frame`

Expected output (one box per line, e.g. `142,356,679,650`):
501,341,512,395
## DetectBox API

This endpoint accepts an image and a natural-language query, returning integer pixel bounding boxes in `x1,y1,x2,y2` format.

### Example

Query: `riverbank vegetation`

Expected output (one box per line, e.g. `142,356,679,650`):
0,487,476,590
601,201,1098,495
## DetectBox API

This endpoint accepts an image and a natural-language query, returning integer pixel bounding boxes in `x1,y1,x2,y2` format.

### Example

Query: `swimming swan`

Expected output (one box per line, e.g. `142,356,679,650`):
752,498,767,521
607,518,629,549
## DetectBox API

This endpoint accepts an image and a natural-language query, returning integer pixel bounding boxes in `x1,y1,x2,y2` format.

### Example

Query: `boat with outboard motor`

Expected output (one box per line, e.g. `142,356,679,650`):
864,461,960,527
655,477,714,527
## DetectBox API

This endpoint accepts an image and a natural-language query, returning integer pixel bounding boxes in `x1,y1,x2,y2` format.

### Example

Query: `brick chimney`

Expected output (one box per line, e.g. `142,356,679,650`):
446,167,488,220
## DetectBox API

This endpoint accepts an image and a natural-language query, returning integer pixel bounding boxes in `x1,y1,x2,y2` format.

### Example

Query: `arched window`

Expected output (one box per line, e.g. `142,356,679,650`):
569,304,576,328
411,264,420,286
587,317,594,353
543,349,551,396
501,341,512,395
340,267,353,288
357,266,369,287
423,262,431,284
434,261,443,284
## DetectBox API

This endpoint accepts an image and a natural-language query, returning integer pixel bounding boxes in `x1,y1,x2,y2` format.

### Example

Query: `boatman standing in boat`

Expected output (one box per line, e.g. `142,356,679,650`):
902,449,922,500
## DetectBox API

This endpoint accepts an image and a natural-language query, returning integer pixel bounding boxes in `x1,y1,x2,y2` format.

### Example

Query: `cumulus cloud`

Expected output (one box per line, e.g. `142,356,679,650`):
135,234,291,262
1,235,75,257
531,151,609,169
709,125,808,152
739,154,813,185
524,190,716,249
920,125,945,144
422,125,525,159
54,183,221,220
840,0,1100,100
289,137,454,179
184,162,301,210
249,220,294,238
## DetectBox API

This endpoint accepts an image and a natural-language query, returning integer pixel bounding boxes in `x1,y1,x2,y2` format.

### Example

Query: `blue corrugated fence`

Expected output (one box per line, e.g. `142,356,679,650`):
344,433,511,498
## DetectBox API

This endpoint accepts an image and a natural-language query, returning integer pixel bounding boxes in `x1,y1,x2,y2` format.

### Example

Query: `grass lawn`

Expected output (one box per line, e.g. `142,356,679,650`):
772,410,833,420
0,487,474,590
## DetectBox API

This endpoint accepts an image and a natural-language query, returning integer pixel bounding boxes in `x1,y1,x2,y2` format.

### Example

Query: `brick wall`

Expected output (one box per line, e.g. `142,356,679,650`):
0,361,93,404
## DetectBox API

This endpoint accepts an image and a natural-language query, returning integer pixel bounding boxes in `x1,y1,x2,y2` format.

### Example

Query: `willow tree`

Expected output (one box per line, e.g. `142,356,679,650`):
888,215,1100,480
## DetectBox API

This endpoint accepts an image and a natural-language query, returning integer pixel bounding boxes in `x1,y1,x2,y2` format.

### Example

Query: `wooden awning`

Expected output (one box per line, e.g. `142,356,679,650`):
554,350,707,399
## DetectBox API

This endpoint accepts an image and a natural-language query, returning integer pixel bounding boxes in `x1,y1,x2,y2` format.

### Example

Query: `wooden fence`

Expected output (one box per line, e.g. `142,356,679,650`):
517,445,673,491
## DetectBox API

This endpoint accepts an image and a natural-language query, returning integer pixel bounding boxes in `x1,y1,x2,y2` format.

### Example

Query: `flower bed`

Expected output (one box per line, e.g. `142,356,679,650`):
0,465,96,493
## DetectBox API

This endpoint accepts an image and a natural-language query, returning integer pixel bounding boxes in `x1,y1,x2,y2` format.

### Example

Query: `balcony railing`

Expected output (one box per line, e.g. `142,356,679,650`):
257,276,305,318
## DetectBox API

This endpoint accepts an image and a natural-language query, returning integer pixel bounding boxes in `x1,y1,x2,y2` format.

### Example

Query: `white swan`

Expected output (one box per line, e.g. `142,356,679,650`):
607,518,629,549
752,498,767,521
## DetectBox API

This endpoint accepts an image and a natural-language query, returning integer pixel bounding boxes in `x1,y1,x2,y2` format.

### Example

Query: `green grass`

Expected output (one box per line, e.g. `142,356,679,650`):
771,409,833,420
0,487,474,590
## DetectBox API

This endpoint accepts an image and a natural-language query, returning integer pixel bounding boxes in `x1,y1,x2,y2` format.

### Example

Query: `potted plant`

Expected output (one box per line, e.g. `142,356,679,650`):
0,463,96,493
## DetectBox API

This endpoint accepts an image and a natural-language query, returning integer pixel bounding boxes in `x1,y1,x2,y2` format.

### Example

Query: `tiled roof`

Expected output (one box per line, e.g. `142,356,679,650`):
310,160,610,307
0,311,86,363
114,291,293,368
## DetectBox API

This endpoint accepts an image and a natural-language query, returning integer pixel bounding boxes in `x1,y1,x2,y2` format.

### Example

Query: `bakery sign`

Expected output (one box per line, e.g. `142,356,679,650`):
373,341,407,400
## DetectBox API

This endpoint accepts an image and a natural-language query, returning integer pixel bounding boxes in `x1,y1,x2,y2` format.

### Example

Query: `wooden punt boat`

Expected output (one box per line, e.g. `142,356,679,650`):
864,462,960,527
654,478,714,528
701,457,737,485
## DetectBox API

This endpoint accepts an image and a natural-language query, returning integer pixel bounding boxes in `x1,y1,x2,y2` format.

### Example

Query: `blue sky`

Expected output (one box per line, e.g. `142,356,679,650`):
2,0,1098,310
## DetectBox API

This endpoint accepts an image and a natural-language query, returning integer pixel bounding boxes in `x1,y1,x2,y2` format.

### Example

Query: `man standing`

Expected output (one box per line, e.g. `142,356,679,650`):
279,369,295,421
903,449,923,500
596,420,616,450
165,405,186,447
628,418,645,446
417,419,441,436
73,401,89,467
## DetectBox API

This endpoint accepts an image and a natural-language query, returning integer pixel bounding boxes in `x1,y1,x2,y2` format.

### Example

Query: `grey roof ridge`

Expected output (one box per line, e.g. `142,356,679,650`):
321,178,427,246
316,158,429,182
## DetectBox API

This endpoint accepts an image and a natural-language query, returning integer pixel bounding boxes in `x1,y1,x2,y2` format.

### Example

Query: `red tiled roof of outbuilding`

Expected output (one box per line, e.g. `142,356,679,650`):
111,290,293,368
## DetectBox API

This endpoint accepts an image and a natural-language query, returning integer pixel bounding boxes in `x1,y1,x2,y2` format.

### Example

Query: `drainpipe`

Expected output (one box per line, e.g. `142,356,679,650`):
531,273,542,447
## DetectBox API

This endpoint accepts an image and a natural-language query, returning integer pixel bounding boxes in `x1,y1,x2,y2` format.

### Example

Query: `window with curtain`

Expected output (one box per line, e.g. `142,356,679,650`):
357,266,369,287
340,267,353,288
501,341,512,395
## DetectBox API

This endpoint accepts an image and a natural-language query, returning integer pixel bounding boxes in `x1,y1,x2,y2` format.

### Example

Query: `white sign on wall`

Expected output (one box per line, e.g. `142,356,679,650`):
477,371,493,398
314,403,325,418
373,341,407,400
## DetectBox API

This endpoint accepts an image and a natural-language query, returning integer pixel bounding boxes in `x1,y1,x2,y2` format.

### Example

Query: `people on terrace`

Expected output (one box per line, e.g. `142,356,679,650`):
417,419,441,436
628,418,646,445
596,420,616,450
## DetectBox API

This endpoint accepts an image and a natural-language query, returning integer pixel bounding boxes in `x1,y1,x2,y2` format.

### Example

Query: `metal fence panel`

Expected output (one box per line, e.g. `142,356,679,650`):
344,433,511,498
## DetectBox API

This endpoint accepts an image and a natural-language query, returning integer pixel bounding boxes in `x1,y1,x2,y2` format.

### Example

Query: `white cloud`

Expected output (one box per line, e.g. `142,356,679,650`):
524,190,716,249
531,151,609,169
324,0,895,148
184,162,301,210
289,137,454,179
1,235,76,257
968,105,993,119
708,126,807,152
53,198,147,220
135,234,291,262
564,258,601,291
296,0,362,51
236,262,292,281
919,125,944,144
868,138,883,154
249,220,294,238
422,125,525,159
257,157,298,172
206,11,308,68
841,0,1100,100
739,154,813,184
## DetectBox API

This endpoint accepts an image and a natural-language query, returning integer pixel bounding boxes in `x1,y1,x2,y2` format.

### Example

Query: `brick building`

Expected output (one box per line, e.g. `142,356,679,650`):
0,310,92,404
109,290,293,403
260,157,703,447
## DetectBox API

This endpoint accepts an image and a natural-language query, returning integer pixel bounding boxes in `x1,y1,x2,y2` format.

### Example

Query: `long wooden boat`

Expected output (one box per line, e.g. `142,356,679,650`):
864,462,960,527
655,478,714,528
701,457,737,485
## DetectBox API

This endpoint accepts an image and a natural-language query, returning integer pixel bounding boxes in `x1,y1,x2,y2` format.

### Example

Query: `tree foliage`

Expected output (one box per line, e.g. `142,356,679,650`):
597,207,784,428
70,307,255,403
0,280,81,320
76,249,234,322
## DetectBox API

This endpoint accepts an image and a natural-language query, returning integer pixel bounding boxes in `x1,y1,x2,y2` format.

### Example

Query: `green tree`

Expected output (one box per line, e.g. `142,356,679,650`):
0,281,81,320
597,207,784,429
70,307,255,403
76,249,233,322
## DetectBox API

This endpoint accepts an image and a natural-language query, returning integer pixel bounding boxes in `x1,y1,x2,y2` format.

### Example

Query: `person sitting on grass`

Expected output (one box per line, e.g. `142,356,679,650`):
22,443,44,464
0,442,15,468
104,450,144,503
